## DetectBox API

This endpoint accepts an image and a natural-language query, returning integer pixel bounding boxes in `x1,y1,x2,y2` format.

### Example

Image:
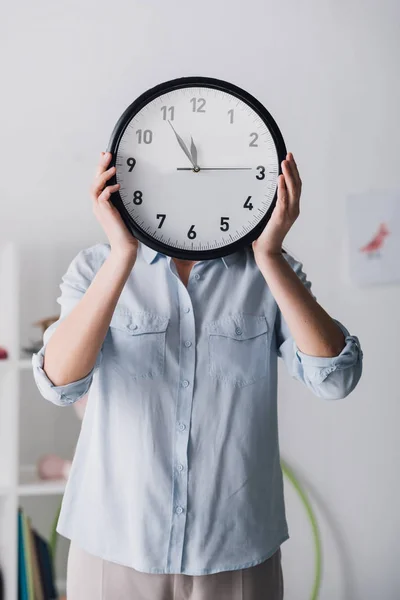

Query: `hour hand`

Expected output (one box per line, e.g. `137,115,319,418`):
168,121,196,169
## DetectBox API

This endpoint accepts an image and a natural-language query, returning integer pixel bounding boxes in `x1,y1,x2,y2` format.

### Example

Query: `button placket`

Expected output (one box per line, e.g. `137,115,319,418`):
167,284,196,573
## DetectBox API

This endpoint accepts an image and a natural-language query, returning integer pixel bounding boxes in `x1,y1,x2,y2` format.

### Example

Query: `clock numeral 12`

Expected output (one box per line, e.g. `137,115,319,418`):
190,98,206,113
136,129,153,144
156,214,166,228
220,217,230,231
133,190,143,205
161,106,175,121
187,225,197,239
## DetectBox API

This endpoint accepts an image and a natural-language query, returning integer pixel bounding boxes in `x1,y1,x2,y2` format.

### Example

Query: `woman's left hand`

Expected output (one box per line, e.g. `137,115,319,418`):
252,152,302,261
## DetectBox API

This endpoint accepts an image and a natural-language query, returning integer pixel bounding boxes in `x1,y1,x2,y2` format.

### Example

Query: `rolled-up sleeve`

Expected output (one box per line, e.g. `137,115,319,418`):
32,245,103,407
276,254,363,400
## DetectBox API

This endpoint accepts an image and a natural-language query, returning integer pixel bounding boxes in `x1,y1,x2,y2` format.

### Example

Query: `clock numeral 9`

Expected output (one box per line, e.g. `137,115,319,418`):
243,196,253,210
187,225,197,239
156,214,166,228
249,132,259,147
133,190,143,205
161,106,175,121
190,98,206,113
220,217,230,231
127,157,136,172
256,166,265,180
136,129,153,144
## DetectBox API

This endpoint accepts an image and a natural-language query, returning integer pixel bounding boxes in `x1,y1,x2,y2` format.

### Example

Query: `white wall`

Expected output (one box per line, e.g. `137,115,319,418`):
2,0,400,597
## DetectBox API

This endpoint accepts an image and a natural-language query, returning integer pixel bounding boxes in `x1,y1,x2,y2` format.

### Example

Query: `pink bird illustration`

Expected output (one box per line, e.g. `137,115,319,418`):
359,223,390,258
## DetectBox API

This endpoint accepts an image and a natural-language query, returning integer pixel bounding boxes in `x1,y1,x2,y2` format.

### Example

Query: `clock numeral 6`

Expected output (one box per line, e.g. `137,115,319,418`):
136,129,153,144
127,157,136,172
133,190,143,205
187,225,197,239
220,217,230,231
161,106,175,121
256,165,265,180
243,196,253,210
156,214,166,228
190,98,206,113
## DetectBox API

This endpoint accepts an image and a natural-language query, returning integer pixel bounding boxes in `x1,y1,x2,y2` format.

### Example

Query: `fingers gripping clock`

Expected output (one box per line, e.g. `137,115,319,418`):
106,76,287,261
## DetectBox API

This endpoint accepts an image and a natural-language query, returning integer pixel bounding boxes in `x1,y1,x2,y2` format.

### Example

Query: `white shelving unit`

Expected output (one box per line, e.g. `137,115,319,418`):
0,243,68,600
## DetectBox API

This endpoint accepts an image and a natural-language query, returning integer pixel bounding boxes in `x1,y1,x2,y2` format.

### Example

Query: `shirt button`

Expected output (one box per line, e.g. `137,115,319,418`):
176,506,184,515
178,423,186,431
194,273,200,280
235,327,242,336
184,307,190,313
128,323,138,331
177,463,184,472
184,340,192,348
182,379,189,387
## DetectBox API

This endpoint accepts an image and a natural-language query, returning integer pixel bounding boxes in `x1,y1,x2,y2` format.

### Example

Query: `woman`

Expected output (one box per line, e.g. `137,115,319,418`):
33,150,363,600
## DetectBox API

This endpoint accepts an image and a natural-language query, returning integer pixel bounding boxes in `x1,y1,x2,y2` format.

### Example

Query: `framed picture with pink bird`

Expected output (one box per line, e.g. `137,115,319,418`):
346,190,400,285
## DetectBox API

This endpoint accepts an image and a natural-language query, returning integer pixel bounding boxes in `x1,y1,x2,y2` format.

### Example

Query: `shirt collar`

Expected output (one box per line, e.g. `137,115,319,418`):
140,243,239,269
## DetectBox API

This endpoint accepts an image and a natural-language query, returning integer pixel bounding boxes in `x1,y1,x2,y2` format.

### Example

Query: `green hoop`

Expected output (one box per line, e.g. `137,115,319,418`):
281,459,323,600
50,461,322,599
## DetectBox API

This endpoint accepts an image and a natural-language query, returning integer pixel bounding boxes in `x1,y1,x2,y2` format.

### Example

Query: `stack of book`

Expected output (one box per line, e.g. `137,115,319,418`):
18,508,58,600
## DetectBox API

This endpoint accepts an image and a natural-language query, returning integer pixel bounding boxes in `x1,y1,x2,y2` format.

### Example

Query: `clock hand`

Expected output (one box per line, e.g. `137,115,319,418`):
168,121,197,169
190,136,198,167
177,167,253,171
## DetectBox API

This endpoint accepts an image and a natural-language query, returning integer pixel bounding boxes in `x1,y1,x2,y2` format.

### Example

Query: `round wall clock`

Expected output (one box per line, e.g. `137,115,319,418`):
106,76,287,260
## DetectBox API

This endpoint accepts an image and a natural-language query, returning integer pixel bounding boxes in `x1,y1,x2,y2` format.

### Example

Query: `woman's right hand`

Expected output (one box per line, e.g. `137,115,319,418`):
90,151,139,259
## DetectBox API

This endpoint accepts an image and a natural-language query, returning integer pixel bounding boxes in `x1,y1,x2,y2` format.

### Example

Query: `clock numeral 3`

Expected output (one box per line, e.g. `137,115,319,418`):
161,106,175,121
127,157,136,172
220,217,230,231
136,129,153,144
187,225,197,239
256,166,265,180
156,214,166,228
249,133,259,147
243,196,253,210
190,98,206,113
133,190,143,205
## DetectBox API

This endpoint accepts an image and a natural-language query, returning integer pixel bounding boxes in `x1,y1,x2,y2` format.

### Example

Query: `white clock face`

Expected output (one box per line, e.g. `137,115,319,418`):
115,85,279,253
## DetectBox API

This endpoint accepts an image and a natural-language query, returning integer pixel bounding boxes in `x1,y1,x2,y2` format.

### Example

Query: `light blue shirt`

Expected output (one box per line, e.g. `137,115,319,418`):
32,242,362,575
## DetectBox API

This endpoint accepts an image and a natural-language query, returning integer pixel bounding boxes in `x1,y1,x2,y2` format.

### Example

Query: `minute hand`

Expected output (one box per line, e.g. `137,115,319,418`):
177,167,252,171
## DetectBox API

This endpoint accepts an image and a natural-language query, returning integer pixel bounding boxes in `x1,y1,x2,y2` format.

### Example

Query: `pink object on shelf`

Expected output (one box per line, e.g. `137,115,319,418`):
0,346,8,360
35,393,88,484
37,454,71,481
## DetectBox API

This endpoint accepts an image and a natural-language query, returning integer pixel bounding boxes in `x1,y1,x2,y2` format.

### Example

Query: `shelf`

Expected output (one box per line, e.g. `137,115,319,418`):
18,479,66,497
0,357,34,370
19,357,34,369
0,243,74,599
0,484,11,496
18,466,66,497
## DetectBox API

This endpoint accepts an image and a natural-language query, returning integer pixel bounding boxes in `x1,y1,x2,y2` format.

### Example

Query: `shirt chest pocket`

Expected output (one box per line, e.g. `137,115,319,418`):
105,310,169,380
207,314,269,387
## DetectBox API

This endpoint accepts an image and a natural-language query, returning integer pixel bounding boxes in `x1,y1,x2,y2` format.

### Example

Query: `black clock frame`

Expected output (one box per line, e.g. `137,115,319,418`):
106,76,287,261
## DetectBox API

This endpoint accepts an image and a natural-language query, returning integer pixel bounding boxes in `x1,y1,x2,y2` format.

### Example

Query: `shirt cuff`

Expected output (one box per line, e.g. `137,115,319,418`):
295,320,363,384
32,345,98,406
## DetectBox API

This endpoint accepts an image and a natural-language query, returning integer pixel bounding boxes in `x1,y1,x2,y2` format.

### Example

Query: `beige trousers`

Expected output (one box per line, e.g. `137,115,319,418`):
66,541,284,600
